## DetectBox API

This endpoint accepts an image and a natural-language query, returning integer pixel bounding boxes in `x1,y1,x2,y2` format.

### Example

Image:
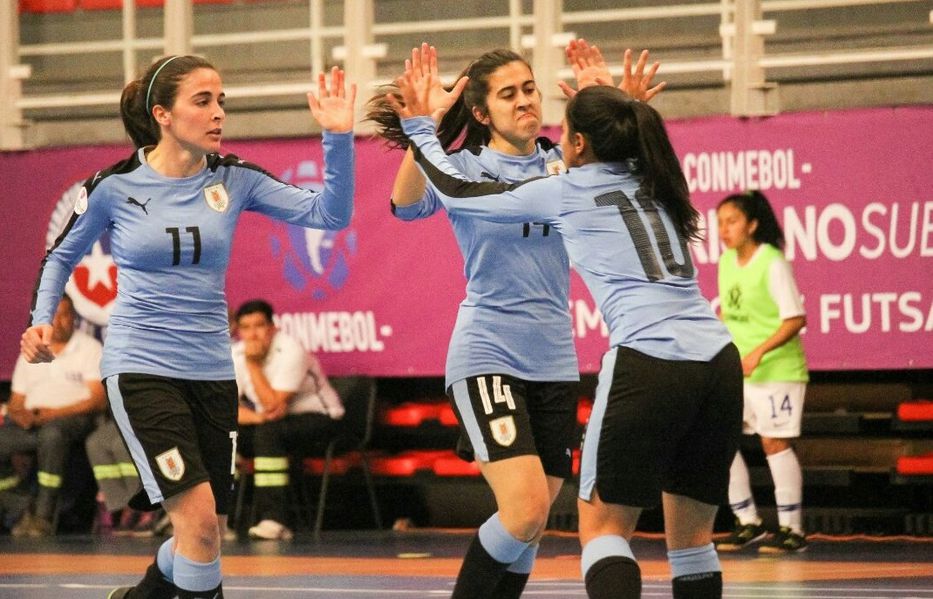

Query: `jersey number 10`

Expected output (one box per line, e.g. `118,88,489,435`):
595,190,694,282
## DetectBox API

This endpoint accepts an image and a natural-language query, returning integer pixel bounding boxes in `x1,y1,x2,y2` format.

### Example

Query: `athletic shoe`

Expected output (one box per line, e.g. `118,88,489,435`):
223,526,238,542
113,508,140,537
130,510,158,538
248,519,293,541
151,511,173,537
715,520,767,552
10,513,53,538
758,527,808,554
93,501,114,535
106,587,133,599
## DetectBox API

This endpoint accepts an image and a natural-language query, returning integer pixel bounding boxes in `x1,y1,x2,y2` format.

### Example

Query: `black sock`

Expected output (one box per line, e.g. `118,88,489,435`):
490,570,531,599
176,583,223,599
130,562,176,598
672,571,722,599
584,555,641,599
450,534,511,599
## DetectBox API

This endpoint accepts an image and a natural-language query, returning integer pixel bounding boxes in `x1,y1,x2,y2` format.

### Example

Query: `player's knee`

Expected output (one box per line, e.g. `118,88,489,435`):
185,511,221,552
761,437,792,455
503,494,550,541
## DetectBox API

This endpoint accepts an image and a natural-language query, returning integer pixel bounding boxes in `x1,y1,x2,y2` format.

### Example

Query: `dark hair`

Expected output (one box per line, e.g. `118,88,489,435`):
120,55,217,148
567,86,700,241
367,49,533,151
717,190,785,250
235,299,274,324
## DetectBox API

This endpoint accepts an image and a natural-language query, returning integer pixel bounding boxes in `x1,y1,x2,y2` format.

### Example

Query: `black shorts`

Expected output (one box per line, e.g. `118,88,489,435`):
578,344,742,508
105,373,238,514
448,374,577,479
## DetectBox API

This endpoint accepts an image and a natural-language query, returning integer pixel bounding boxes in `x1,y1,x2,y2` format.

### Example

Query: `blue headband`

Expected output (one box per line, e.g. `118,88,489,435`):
145,56,182,115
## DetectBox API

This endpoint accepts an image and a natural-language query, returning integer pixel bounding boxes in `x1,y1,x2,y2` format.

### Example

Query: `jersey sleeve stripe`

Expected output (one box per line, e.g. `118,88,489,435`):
410,143,547,199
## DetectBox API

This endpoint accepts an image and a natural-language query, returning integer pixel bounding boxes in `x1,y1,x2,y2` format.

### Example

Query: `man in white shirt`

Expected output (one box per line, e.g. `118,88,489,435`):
2,295,105,536
232,299,344,540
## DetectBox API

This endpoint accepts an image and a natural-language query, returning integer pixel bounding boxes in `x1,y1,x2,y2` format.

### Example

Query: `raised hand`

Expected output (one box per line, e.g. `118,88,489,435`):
406,43,468,123
307,66,358,133
560,38,613,97
387,66,433,120
387,46,468,121
620,48,666,102
558,41,666,103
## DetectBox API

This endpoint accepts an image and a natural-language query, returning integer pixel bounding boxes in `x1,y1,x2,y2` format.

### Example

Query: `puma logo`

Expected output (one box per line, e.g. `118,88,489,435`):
126,197,151,214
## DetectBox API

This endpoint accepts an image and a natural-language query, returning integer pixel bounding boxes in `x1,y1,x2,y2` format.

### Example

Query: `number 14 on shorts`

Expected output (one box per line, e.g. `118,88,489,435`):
769,394,792,419
476,375,516,415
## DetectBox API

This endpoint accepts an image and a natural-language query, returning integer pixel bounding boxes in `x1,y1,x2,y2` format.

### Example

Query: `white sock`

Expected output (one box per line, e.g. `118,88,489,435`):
728,452,759,525
767,447,803,534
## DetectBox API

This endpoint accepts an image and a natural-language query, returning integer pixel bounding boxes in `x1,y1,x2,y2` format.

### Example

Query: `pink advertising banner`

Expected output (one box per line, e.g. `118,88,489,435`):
1,106,930,379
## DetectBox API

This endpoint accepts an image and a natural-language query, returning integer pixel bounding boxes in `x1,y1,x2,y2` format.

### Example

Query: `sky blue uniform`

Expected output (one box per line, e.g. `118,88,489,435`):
31,131,354,381
402,116,730,362
393,138,579,389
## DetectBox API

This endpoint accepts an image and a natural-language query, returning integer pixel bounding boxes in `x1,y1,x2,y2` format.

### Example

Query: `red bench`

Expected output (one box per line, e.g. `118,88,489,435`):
896,452,933,476
897,400,933,422
20,0,77,13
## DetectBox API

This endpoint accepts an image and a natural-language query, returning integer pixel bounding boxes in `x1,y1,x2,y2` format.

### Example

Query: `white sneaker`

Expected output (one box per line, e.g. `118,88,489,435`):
247,519,293,541
222,526,238,542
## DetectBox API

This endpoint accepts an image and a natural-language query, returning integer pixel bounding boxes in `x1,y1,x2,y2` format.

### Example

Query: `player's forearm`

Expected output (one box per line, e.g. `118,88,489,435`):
752,316,806,357
391,148,428,207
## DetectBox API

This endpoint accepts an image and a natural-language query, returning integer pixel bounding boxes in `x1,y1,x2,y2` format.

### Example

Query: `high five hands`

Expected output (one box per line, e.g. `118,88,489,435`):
307,66,358,133
559,39,666,102
387,43,469,122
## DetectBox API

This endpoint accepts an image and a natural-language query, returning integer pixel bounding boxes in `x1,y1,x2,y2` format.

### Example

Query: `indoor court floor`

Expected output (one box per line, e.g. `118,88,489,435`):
0,530,930,598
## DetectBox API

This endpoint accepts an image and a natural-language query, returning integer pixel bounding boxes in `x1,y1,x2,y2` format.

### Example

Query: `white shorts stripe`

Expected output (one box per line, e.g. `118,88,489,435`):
451,378,490,462
106,375,164,504
579,347,618,501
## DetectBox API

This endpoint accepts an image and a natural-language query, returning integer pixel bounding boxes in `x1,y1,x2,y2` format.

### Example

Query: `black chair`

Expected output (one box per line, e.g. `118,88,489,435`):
311,376,383,537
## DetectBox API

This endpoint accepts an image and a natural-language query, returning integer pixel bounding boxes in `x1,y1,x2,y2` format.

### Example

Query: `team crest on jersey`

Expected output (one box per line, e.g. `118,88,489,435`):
204,183,229,212
489,416,517,447
546,160,566,175
75,186,88,215
155,447,186,481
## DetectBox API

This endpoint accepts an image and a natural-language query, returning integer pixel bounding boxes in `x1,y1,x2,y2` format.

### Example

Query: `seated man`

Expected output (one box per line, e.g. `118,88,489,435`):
233,299,344,540
1,294,105,536
85,417,164,536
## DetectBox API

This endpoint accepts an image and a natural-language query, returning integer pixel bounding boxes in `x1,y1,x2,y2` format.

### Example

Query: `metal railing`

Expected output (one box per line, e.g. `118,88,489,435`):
2,0,931,149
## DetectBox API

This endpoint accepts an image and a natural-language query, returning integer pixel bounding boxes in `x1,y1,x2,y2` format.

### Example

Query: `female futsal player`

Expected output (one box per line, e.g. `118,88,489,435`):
389,69,742,599
716,190,809,554
21,55,356,599
368,42,663,598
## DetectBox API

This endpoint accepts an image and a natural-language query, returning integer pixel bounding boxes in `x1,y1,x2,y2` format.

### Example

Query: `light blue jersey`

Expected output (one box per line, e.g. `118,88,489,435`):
393,137,579,388
31,131,354,380
403,117,730,362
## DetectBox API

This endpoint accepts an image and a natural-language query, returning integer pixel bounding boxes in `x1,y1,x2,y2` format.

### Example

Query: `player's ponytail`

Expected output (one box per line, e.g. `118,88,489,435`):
120,77,157,148
630,99,699,242
718,190,786,250
120,55,217,149
566,86,699,242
